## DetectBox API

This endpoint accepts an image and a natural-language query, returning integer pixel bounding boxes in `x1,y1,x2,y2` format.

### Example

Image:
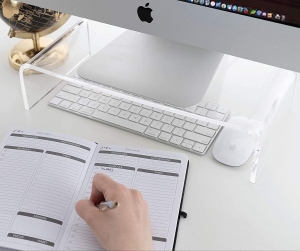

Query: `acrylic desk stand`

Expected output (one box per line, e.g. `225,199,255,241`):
19,18,297,183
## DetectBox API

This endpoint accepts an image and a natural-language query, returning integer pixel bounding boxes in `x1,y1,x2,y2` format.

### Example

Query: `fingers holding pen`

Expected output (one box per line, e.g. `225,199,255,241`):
75,199,100,228
90,173,119,204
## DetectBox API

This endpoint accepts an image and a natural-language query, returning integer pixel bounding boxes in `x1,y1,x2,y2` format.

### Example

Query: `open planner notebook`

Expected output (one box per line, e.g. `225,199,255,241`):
0,128,189,251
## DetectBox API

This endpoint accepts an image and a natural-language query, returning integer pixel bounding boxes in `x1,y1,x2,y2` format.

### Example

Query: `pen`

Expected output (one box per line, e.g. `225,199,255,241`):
96,201,119,211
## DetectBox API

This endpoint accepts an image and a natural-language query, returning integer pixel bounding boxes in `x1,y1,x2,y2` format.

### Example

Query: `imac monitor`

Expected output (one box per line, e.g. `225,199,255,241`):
22,0,300,106
22,0,300,72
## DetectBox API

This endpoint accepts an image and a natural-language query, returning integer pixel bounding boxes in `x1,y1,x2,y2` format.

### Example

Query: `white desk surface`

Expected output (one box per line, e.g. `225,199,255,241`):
1,19,300,250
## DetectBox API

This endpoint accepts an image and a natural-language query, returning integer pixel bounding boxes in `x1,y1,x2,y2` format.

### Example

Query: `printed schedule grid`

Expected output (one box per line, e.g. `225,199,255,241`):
61,146,187,251
0,145,43,241
20,151,87,222
0,129,96,251
133,158,181,241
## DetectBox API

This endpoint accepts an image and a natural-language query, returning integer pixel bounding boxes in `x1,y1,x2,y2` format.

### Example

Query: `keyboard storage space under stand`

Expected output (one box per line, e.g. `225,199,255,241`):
19,18,298,183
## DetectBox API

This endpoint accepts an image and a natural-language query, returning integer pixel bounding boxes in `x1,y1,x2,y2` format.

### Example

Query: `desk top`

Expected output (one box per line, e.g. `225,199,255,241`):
1,18,300,250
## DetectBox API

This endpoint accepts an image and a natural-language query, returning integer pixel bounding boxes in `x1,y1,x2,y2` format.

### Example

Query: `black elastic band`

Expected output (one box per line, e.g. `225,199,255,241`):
179,211,187,218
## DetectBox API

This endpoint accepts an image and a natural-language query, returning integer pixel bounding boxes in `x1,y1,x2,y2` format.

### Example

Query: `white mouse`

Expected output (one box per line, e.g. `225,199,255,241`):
213,116,260,167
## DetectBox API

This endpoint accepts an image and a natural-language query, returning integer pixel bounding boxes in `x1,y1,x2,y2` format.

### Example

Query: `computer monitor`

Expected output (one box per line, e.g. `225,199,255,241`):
21,0,300,106
22,0,300,72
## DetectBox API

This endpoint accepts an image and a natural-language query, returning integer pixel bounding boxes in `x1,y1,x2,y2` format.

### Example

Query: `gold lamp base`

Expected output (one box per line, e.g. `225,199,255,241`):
8,37,69,71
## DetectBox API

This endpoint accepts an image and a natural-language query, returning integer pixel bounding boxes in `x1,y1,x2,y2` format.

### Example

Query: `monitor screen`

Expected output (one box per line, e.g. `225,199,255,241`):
180,0,300,28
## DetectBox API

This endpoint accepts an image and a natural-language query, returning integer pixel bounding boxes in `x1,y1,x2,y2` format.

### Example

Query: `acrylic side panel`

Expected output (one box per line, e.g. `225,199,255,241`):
20,18,91,110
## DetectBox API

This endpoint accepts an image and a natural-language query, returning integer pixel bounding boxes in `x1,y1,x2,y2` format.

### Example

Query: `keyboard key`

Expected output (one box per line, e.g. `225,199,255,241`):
139,109,152,117
150,121,163,130
150,112,163,121
82,86,92,91
172,119,185,127
59,100,72,109
108,107,121,116
87,101,100,109
198,100,207,108
161,124,174,133
153,108,163,113
92,110,146,133
163,111,174,116
142,104,152,110
158,132,172,141
183,139,195,145
184,131,211,145
119,102,132,111
92,89,101,94
183,122,196,131
173,106,184,110
112,95,121,100
129,114,141,123
50,97,62,105
56,91,80,103
97,104,110,112
68,83,82,88
170,136,183,145
181,143,193,149
69,103,82,112
206,111,225,120
195,126,215,137
161,115,173,124
140,117,152,126
63,85,81,94
185,117,197,123
99,96,111,104
216,106,229,114
184,106,197,113
132,102,142,107
129,105,142,114
79,106,95,116
89,93,101,101
78,97,90,106
145,128,160,138
205,102,218,111
193,143,207,153
207,123,220,130
197,120,208,127
173,128,186,137
79,90,92,98
121,98,132,103
109,99,122,107
174,114,185,120
195,107,208,116
118,111,131,119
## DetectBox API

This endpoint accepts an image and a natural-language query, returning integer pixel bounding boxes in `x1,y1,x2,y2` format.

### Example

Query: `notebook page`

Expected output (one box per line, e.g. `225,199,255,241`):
60,145,188,251
0,128,96,251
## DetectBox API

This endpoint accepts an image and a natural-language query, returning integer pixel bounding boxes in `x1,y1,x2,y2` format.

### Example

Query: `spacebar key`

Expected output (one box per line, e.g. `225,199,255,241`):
91,110,147,133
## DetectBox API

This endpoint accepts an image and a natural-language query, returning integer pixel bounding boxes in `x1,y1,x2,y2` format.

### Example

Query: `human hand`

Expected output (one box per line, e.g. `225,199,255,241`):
75,173,153,251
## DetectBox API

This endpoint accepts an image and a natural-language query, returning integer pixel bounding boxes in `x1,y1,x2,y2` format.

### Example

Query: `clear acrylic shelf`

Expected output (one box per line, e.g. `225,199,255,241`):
19,18,297,183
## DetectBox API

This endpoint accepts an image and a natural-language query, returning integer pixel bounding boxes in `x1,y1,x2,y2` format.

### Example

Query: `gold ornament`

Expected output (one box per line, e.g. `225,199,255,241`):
0,0,70,70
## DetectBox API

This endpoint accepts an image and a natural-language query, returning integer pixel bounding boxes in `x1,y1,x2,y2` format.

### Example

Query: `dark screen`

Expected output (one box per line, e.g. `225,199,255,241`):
180,0,300,28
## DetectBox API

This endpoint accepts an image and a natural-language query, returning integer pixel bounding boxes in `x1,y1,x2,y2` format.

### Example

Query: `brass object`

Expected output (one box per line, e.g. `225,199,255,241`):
0,0,70,71
8,37,69,71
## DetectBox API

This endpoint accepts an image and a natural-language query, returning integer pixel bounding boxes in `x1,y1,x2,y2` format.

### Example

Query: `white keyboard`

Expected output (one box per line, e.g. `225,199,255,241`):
49,83,230,155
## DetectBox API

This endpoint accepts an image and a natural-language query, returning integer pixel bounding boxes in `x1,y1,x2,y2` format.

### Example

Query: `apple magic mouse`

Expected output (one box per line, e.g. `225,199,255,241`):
213,116,258,167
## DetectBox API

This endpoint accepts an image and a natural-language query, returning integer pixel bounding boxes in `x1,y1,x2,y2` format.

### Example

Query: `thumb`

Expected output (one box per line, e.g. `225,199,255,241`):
75,199,101,228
